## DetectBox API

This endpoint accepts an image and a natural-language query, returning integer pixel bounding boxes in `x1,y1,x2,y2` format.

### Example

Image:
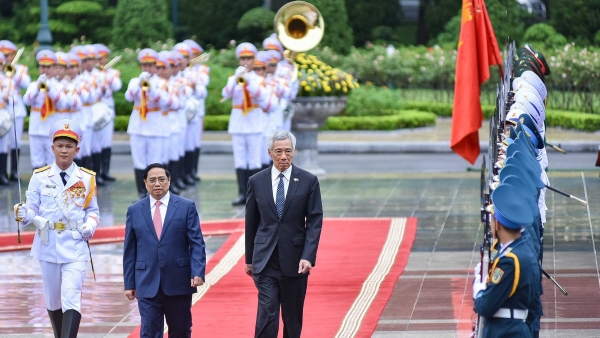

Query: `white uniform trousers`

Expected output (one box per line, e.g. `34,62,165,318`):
130,134,166,170
0,132,9,153
283,118,292,132
79,127,93,158
101,119,114,149
29,135,53,168
40,260,87,312
8,116,24,149
261,135,271,165
185,119,201,152
197,118,204,148
231,133,262,170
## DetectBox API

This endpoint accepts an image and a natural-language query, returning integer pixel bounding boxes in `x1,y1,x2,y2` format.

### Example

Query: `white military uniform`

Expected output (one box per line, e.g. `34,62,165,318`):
19,121,99,313
99,67,121,148
126,74,172,169
24,71,69,167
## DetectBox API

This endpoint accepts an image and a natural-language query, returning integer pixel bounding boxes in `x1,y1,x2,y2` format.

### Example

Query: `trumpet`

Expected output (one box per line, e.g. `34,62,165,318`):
5,47,25,78
39,81,48,93
141,80,150,91
189,53,210,67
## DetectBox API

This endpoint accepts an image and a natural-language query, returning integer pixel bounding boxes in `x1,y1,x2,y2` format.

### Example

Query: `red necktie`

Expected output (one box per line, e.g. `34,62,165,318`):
153,200,163,239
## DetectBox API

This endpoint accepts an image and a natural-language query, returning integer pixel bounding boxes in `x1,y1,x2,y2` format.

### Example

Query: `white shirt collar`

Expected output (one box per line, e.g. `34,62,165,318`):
500,239,515,254
149,191,170,207
271,165,292,182
54,162,75,177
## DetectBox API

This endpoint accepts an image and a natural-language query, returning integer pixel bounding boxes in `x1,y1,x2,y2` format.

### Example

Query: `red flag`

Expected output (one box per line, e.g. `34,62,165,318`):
450,0,503,164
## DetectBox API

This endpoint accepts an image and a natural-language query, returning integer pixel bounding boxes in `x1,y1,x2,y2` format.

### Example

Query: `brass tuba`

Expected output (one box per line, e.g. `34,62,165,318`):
273,1,324,82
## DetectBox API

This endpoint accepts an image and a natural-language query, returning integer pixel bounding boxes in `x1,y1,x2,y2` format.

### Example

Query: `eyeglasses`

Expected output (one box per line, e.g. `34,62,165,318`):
147,177,168,184
273,149,293,156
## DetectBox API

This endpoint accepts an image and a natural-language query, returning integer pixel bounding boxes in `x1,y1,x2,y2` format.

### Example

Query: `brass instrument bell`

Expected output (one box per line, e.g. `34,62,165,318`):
141,79,150,91
274,1,324,53
39,81,48,93
4,47,25,78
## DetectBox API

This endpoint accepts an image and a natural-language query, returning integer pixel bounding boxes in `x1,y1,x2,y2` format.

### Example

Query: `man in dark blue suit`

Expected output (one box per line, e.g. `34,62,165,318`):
245,130,323,338
123,163,206,338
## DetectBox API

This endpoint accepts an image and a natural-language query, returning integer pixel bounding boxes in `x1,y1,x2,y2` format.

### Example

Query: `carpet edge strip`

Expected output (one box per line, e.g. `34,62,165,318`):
334,217,406,338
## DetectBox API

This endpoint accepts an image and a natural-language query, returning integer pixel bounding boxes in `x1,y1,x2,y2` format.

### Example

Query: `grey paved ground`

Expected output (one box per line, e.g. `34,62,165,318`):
1,152,599,337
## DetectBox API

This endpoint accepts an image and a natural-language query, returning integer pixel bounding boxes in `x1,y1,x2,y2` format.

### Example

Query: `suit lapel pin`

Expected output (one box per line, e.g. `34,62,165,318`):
294,178,299,182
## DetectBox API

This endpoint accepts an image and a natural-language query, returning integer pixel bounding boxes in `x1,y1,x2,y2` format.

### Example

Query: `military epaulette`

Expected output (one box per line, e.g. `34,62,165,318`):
80,167,96,175
33,165,50,173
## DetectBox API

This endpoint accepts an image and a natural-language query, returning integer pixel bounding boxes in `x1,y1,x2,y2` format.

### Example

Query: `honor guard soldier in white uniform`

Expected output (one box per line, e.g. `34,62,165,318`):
93,43,122,182
0,40,31,181
55,52,82,121
156,51,182,194
170,49,192,191
222,43,268,206
0,53,10,184
184,39,209,182
126,49,172,199
15,118,99,338
24,50,68,169
176,42,206,186
66,51,90,167
254,51,281,170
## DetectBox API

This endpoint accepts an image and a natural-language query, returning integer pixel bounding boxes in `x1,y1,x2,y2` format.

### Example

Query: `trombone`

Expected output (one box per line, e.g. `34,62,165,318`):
95,55,122,71
5,47,25,78
189,53,210,67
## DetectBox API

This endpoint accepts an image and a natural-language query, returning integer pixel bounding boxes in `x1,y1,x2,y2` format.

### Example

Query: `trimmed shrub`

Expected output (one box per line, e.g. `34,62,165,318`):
237,7,275,45
114,115,129,131
343,87,403,116
545,110,600,131
322,111,436,130
304,0,354,54
204,115,231,131
524,23,568,50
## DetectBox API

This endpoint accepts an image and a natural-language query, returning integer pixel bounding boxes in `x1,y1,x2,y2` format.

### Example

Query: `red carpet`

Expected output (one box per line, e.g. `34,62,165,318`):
149,217,417,338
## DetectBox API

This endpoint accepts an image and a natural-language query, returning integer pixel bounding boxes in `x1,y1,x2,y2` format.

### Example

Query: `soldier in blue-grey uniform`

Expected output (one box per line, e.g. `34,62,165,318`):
473,183,540,338
15,118,99,338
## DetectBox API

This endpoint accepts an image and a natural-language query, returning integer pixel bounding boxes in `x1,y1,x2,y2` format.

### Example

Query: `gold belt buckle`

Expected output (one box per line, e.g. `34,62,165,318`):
55,222,66,231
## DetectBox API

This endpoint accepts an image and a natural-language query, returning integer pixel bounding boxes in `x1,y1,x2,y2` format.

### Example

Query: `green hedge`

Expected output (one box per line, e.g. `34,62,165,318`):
545,110,600,131
322,110,436,130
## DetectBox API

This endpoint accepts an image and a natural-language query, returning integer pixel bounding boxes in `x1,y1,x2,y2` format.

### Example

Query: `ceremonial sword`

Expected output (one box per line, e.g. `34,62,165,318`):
11,98,23,243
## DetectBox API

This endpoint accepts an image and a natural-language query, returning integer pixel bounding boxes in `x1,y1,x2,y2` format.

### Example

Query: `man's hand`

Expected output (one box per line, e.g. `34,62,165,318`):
191,276,204,287
245,264,253,276
125,289,136,300
298,259,312,274
78,220,95,239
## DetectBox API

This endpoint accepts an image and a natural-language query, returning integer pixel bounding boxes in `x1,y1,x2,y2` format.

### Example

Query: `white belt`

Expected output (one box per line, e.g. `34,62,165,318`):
48,219,84,231
493,308,528,321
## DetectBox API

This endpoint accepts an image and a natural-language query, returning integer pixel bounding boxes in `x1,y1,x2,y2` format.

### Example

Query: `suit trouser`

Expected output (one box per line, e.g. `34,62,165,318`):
40,260,87,312
231,133,262,170
253,247,308,338
137,286,192,338
8,116,24,149
29,135,53,168
130,134,167,170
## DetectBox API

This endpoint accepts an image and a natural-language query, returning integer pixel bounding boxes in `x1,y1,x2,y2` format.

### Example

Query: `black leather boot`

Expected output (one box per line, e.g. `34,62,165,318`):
168,161,181,194
9,148,19,181
74,158,83,168
101,148,116,181
0,153,9,185
232,169,248,206
83,156,93,170
193,148,201,182
183,151,196,186
134,169,147,200
60,309,81,338
173,159,186,190
92,153,104,186
47,308,63,338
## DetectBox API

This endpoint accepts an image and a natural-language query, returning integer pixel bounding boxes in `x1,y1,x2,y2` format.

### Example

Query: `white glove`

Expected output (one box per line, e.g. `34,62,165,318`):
472,262,486,299
139,72,151,81
37,74,47,84
16,204,27,220
32,216,49,231
234,66,247,77
474,262,482,282
78,220,95,239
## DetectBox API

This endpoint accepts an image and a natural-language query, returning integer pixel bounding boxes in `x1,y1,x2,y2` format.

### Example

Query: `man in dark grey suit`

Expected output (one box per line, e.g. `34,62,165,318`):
245,130,323,338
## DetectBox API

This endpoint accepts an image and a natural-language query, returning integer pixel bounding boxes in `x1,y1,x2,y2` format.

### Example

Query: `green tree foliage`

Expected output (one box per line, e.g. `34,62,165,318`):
345,0,402,47
434,0,529,48
304,0,353,54
549,0,600,46
178,0,262,49
237,7,275,46
524,23,567,49
424,0,461,45
112,0,173,49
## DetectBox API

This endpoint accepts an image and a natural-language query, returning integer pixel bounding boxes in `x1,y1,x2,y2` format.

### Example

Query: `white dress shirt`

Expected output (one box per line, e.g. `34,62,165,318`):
271,165,292,203
149,191,170,224
57,163,75,185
